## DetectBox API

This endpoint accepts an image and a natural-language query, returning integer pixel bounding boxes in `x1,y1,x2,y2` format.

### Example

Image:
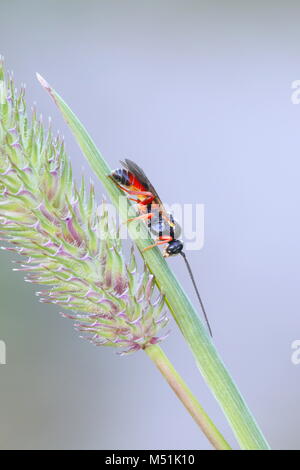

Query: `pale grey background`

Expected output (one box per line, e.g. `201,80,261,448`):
0,0,299,449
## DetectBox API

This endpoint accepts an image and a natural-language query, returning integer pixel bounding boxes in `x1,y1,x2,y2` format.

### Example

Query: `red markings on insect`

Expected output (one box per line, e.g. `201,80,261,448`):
108,158,213,337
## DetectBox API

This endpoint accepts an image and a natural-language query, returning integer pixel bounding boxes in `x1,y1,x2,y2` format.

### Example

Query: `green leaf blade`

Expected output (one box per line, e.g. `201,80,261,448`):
37,73,270,450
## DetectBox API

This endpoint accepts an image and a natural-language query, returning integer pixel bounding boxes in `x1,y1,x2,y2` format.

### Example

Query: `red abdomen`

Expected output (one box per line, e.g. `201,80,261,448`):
111,168,147,192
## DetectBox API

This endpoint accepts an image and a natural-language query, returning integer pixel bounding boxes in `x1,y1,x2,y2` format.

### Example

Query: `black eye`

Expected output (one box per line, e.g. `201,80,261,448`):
166,240,183,255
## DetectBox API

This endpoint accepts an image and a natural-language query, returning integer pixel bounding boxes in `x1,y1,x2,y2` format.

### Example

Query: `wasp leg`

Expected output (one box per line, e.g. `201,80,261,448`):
143,236,173,252
123,212,154,224
147,203,152,230
128,197,142,203
163,214,175,227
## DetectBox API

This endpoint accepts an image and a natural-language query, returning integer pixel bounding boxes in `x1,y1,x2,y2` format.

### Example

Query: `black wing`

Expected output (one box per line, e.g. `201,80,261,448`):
120,159,173,226
120,159,164,207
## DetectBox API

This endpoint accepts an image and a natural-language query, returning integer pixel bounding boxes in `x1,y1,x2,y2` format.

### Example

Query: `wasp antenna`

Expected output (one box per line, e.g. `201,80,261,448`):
180,251,213,337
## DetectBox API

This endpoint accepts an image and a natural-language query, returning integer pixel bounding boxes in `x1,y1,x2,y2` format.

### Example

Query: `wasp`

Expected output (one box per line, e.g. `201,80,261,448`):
109,159,213,337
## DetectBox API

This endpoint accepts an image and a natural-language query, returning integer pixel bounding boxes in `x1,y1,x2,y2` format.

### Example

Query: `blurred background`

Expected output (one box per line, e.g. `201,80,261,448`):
0,0,300,450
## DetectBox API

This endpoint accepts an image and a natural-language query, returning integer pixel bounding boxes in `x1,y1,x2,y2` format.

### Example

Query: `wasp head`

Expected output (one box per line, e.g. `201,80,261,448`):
163,239,184,257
